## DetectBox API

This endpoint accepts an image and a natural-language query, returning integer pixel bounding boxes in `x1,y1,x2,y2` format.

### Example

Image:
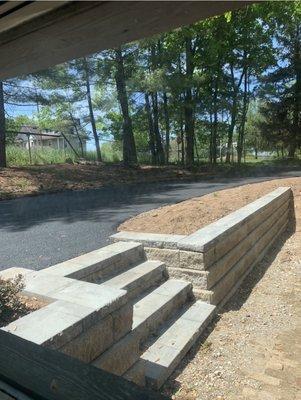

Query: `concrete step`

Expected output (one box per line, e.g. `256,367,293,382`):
130,300,216,389
45,241,145,282
132,279,193,341
100,260,168,299
92,279,193,376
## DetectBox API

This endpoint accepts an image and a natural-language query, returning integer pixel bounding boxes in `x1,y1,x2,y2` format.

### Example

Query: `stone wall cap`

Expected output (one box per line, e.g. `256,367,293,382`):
111,231,186,249
178,186,292,252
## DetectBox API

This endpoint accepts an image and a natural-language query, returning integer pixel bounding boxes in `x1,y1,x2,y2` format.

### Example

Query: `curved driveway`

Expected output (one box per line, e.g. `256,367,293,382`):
0,171,299,271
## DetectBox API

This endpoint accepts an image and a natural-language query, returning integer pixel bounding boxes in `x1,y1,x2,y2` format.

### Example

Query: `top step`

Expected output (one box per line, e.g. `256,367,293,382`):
100,260,167,299
45,241,145,282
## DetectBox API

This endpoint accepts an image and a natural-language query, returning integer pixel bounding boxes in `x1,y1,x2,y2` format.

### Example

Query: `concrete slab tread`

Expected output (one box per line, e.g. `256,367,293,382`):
132,300,216,389
101,260,166,293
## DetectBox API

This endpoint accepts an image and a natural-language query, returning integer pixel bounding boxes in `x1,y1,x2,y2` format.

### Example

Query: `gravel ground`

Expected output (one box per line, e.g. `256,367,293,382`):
162,192,301,400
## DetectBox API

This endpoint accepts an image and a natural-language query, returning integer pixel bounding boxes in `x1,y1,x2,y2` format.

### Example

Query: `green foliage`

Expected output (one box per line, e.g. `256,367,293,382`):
3,1,301,166
100,142,122,163
5,115,34,144
0,275,25,326
245,102,269,152
257,1,301,157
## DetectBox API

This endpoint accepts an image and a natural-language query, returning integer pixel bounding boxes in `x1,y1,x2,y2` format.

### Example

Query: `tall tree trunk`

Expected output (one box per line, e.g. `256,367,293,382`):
0,81,6,168
157,39,170,164
83,57,102,162
226,65,244,163
211,75,219,164
68,110,84,158
144,93,157,164
194,134,200,164
177,60,185,166
163,92,170,163
237,69,249,164
151,91,165,165
150,44,165,165
226,70,237,163
184,36,195,168
290,24,301,158
114,47,137,166
180,104,185,166
209,108,213,163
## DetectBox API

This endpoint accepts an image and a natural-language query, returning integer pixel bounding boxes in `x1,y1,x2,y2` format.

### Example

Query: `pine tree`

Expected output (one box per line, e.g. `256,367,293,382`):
0,82,6,167
114,46,137,166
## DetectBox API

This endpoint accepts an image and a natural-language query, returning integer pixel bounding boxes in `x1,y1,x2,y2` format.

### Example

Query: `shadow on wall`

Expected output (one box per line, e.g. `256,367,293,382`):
223,191,296,312
163,218,295,395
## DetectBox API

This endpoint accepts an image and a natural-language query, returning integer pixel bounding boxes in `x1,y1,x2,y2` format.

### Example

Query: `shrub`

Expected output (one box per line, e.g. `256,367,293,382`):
0,274,25,326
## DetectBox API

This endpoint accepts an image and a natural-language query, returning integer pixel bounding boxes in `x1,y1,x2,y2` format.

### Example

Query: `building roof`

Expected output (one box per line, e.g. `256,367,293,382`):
16,125,88,141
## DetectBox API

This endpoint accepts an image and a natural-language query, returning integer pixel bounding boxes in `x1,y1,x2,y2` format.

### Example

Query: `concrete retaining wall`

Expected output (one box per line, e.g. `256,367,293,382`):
112,187,293,306
0,242,143,364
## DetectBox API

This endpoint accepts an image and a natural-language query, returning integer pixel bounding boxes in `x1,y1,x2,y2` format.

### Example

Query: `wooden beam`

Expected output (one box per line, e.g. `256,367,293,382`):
0,1,253,80
0,330,168,400
0,1,66,34
0,2,28,17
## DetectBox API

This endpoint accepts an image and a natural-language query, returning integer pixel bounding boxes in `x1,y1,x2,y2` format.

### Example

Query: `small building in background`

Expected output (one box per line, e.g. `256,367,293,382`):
15,125,88,153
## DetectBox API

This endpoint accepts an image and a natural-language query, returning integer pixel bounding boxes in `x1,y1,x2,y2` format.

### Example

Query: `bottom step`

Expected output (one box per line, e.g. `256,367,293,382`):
127,300,215,389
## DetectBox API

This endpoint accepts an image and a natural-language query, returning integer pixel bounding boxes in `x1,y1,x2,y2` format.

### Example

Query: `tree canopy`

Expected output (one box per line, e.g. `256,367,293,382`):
1,1,300,168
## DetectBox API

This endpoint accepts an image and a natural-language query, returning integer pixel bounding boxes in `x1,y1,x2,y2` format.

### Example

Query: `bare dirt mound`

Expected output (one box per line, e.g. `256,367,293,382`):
119,177,301,235
162,192,301,400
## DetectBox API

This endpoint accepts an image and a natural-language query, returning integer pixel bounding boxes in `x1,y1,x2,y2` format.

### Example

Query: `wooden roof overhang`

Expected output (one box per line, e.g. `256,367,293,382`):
0,1,253,80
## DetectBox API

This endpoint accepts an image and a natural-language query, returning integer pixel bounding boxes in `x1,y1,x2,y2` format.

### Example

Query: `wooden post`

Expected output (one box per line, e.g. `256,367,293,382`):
0,330,168,400
27,134,32,164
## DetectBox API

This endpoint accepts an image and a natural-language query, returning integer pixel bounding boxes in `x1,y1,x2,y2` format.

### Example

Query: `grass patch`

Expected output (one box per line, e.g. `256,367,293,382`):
6,145,124,166
6,146,78,166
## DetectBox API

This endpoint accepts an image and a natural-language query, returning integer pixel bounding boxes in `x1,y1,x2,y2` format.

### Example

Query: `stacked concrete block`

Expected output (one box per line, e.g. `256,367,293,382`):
0,242,145,363
2,187,291,390
131,301,215,389
92,279,193,377
45,241,146,282
1,240,216,389
112,187,293,306
1,273,130,362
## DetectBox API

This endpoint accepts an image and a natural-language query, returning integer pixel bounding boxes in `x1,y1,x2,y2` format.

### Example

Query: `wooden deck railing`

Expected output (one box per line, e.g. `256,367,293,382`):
0,330,168,400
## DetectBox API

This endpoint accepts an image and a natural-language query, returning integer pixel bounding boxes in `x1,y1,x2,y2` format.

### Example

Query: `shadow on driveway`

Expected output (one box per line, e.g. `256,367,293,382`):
0,172,299,270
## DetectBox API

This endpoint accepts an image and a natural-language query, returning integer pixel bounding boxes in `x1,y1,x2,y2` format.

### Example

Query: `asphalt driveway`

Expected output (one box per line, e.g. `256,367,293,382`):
0,171,299,271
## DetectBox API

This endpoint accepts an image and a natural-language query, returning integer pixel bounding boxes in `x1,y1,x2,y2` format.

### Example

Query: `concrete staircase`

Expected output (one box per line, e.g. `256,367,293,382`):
3,241,215,390
84,242,216,389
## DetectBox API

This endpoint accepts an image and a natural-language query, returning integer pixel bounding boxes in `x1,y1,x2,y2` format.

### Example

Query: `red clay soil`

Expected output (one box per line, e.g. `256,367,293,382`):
119,177,301,235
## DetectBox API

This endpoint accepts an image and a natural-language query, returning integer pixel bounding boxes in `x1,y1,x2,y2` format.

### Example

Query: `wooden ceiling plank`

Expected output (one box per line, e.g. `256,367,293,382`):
0,1,26,16
0,1,100,42
0,1,252,80
0,1,68,34
0,1,26,15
